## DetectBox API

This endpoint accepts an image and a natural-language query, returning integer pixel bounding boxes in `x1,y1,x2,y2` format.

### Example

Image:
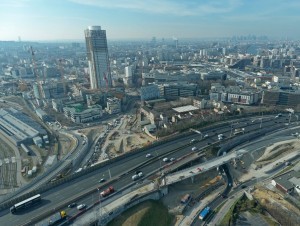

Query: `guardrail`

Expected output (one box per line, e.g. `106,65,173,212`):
0,130,193,211
0,116,285,215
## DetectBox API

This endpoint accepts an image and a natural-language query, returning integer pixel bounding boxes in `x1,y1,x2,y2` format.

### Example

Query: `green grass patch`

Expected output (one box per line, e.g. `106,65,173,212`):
220,195,269,226
219,196,243,226
108,200,174,226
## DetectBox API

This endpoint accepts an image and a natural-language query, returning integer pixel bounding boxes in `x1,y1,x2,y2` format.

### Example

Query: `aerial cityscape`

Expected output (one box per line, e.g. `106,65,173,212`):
1,1,300,226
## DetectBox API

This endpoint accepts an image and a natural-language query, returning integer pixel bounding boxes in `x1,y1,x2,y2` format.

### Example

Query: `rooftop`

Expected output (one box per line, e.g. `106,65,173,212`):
172,105,199,113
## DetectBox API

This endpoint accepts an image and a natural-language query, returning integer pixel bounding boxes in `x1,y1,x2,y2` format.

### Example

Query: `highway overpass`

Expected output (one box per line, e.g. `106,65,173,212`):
0,114,296,226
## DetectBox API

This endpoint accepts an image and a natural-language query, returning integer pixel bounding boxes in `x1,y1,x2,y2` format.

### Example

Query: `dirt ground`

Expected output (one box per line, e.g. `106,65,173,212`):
232,139,300,184
100,113,155,160
252,187,300,226
256,140,300,165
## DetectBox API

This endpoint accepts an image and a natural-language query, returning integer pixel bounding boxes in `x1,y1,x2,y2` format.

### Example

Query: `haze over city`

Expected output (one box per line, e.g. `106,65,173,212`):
1,0,300,41
1,0,300,226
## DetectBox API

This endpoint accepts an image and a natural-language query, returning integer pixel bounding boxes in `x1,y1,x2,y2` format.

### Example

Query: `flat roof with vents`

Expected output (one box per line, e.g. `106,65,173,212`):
172,105,199,113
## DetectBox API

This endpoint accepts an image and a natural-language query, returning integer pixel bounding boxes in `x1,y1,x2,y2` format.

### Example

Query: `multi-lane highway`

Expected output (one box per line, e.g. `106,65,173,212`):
0,114,295,226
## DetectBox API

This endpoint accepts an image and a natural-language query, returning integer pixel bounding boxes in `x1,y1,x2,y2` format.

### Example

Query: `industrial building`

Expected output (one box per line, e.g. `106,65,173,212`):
272,170,300,194
0,108,47,146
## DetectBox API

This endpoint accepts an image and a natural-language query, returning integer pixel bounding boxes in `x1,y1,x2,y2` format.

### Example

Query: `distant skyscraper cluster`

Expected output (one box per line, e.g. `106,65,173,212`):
84,26,112,90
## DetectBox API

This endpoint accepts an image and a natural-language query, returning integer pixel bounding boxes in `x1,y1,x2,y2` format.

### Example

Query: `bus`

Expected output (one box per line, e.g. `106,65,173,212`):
199,206,210,220
10,194,41,214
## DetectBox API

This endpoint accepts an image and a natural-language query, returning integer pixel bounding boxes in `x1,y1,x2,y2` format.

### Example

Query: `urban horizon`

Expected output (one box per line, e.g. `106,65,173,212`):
1,0,300,41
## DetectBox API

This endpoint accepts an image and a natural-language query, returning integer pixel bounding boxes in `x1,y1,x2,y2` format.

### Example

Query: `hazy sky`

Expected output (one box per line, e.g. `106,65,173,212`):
0,0,300,41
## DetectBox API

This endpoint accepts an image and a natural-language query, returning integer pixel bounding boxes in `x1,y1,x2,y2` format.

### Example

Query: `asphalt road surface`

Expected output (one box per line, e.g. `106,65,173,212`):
0,115,293,226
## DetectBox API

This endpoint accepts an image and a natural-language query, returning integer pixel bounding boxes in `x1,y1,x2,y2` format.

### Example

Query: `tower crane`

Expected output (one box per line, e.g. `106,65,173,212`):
30,46,43,98
30,46,40,81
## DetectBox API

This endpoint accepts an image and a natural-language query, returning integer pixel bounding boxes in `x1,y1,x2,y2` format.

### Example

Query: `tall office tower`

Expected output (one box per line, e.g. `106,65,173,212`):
85,26,112,89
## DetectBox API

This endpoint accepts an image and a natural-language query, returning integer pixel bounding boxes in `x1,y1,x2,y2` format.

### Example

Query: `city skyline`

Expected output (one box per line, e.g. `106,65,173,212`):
1,0,300,41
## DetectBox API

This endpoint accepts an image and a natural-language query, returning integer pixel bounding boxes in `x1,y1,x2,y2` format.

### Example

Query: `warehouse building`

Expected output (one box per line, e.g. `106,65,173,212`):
0,108,46,146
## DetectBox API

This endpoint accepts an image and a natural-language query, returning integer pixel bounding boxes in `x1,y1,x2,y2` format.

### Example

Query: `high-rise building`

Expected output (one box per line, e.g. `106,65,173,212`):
84,26,112,89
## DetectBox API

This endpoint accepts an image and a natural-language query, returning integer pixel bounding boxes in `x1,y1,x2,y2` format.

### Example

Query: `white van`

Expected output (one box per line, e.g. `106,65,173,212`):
77,204,86,210
132,175,139,180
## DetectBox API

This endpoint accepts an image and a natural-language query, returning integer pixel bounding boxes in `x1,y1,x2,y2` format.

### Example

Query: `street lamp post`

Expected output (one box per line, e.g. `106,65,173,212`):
260,112,263,129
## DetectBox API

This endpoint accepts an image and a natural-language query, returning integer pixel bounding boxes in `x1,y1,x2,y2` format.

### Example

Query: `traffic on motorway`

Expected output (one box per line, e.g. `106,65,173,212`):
1,114,296,226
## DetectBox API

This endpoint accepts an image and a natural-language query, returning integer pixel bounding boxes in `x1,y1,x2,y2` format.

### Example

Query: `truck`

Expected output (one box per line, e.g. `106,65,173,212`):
35,211,67,226
199,206,210,220
100,186,115,197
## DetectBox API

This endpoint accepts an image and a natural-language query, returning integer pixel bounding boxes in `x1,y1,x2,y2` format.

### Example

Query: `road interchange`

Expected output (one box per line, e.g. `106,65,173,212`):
0,114,297,226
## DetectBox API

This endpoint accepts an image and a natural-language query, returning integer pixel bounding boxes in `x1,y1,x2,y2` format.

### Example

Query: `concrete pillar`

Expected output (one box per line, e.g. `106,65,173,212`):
191,175,194,183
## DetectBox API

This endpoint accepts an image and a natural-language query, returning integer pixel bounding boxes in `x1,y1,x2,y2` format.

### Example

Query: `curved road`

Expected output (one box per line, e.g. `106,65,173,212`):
0,115,294,225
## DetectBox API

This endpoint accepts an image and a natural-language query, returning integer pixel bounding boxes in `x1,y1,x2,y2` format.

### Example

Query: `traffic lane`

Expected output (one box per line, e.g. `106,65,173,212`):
1,117,285,225
58,173,135,218
14,120,290,224
1,173,110,226
0,138,190,225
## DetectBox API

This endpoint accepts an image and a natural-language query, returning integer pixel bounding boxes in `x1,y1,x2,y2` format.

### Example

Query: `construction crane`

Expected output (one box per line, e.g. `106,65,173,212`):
30,46,43,99
58,59,67,95
30,46,40,81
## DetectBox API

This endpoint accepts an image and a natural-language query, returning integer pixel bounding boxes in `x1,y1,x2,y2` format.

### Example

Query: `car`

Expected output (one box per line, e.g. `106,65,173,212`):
132,174,139,180
191,147,197,151
99,178,106,183
170,157,175,161
203,134,209,138
207,142,211,145
68,203,76,208
145,153,152,158
162,157,169,162
190,139,196,143
77,204,86,210
241,185,247,189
